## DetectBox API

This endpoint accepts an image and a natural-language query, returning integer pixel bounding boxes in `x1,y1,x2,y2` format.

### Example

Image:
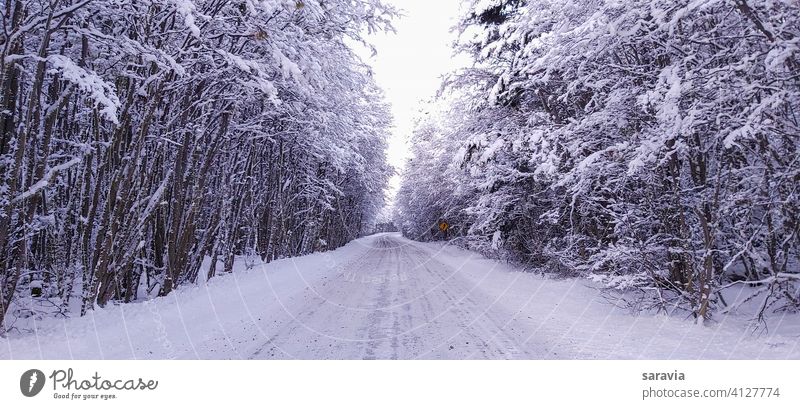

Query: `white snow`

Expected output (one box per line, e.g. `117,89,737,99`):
2,233,798,359
48,55,120,124
491,231,502,250
272,47,304,82
172,0,202,39
13,156,83,204
216,49,281,104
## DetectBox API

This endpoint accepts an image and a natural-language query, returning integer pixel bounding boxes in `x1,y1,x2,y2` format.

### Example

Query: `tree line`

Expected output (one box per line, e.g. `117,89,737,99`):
0,0,395,333
397,0,800,323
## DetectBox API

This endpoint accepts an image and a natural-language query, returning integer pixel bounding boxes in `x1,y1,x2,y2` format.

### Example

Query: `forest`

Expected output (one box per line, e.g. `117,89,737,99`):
397,0,800,323
0,0,395,333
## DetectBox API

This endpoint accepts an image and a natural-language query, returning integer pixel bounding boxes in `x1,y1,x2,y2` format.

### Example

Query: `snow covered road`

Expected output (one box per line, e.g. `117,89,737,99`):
247,233,543,359
3,233,799,359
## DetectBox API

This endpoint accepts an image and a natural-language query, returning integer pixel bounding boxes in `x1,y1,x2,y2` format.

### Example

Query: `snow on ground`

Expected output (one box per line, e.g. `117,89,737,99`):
2,233,798,359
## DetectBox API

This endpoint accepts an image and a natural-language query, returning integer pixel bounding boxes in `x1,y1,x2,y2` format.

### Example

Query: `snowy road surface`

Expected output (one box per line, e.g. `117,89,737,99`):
3,233,799,359
247,233,542,359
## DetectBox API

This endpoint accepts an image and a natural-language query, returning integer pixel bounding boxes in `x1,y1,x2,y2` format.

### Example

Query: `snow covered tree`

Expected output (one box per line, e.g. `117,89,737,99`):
0,0,396,333
398,0,800,322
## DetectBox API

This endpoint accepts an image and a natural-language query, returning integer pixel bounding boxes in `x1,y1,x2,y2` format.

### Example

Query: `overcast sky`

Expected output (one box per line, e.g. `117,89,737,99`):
358,0,467,206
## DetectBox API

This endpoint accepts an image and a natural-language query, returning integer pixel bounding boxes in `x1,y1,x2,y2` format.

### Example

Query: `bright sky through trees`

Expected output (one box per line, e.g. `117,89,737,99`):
359,0,466,202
